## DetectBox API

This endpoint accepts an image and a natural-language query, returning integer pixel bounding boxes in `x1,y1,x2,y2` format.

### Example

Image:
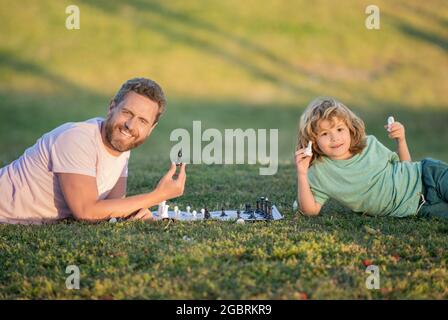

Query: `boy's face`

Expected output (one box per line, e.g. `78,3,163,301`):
104,91,159,153
316,117,353,160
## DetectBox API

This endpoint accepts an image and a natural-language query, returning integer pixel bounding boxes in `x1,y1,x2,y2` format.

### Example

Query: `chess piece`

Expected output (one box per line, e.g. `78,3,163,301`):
161,204,169,219
201,208,205,216
255,199,261,214
304,141,313,157
176,148,183,166
174,206,179,217
259,197,265,215
220,207,227,217
387,116,395,132
186,206,191,215
158,201,166,218
266,200,272,220
205,208,211,219
192,210,197,219
237,209,240,219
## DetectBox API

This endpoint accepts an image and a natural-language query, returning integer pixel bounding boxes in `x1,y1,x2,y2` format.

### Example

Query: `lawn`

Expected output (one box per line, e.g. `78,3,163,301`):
0,0,447,299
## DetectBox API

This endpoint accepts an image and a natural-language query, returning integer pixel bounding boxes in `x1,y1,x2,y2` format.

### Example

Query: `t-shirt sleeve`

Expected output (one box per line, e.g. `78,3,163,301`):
307,170,329,205
369,135,400,162
50,128,97,177
120,156,129,178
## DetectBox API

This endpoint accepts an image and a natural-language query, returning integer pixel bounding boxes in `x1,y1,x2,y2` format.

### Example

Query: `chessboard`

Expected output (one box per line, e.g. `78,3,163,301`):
153,197,284,222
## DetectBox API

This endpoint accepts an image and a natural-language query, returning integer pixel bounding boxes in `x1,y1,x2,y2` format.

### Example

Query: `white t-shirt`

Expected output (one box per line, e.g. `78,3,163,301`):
0,117,130,224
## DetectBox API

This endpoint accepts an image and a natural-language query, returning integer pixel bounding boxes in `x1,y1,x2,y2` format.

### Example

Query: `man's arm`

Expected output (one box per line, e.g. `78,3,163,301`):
57,163,186,222
106,177,127,199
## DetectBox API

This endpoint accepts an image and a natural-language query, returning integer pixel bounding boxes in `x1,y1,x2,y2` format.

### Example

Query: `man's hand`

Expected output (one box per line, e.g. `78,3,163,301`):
385,121,406,143
128,208,155,221
295,148,312,177
155,162,186,201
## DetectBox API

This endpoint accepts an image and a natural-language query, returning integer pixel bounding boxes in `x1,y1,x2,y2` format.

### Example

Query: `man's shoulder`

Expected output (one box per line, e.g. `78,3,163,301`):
52,118,103,141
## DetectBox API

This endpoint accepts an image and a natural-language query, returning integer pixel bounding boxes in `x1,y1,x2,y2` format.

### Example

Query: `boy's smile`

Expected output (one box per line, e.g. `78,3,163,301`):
316,117,353,160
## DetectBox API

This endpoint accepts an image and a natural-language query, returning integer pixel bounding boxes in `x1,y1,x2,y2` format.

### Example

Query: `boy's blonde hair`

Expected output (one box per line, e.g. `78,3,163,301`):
297,97,366,163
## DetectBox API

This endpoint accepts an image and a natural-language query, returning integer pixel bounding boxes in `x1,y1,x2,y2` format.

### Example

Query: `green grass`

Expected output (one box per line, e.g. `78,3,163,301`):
0,0,447,299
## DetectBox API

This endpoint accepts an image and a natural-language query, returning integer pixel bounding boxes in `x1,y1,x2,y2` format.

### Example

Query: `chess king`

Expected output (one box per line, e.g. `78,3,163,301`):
0,78,186,224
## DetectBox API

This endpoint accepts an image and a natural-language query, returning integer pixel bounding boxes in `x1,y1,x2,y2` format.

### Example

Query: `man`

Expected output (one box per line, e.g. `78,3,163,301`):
0,77,186,224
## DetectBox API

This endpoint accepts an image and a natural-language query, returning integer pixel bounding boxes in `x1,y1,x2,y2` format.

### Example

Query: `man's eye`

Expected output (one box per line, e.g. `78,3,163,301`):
140,119,148,125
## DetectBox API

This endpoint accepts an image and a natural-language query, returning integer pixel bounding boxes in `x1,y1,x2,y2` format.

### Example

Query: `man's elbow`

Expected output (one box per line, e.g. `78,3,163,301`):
299,205,321,216
71,206,101,223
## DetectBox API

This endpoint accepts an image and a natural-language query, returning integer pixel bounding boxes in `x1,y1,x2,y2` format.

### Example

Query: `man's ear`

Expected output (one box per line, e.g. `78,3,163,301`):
108,100,117,116
147,121,158,136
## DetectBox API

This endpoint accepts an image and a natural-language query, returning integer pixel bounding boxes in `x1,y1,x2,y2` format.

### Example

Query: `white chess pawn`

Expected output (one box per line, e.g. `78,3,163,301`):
293,200,298,211
387,116,395,132
304,141,313,157
192,210,197,218
186,206,191,214
236,218,245,224
174,206,179,217
158,201,166,217
200,208,205,216
161,204,169,219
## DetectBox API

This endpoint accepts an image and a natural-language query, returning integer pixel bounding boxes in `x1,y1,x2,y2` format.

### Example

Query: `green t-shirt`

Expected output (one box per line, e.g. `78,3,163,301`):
307,135,423,217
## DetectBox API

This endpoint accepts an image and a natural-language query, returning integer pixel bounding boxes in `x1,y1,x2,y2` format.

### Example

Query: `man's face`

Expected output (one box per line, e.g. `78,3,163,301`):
104,91,160,152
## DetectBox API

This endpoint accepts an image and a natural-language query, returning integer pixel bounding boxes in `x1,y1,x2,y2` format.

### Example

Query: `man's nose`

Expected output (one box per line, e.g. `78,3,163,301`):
125,118,137,134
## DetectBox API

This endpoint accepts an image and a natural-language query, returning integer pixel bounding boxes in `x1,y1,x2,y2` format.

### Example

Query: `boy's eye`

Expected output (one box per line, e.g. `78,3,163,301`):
320,132,328,136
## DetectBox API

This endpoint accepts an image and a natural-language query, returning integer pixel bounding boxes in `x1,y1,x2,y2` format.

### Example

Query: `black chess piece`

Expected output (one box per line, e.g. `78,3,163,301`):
255,199,261,214
266,201,272,220
204,208,211,219
176,148,182,167
220,207,227,217
260,197,266,215
237,209,240,219
244,203,251,214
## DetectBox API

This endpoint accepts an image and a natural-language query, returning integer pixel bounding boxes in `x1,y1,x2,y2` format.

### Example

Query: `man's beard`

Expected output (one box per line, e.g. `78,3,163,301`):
104,117,145,152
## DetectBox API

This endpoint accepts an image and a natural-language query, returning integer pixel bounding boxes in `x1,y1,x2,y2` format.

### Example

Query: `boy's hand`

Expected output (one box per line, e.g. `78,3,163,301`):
295,148,312,176
385,121,406,143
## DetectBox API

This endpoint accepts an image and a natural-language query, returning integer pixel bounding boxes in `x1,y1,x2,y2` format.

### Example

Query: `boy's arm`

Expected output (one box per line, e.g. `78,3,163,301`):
297,173,322,216
396,139,411,162
57,163,186,222
385,121,411,161
295,149,322,216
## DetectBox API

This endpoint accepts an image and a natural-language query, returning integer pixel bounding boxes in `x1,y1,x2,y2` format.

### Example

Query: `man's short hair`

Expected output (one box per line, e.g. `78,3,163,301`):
112,78,167,124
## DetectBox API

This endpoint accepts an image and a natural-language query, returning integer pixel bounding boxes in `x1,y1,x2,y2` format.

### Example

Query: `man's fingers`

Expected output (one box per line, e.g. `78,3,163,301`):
178,163,187,182
165,162,177,177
